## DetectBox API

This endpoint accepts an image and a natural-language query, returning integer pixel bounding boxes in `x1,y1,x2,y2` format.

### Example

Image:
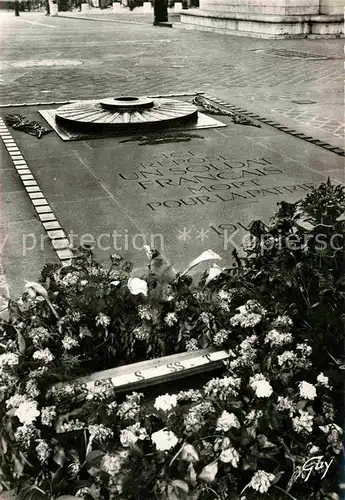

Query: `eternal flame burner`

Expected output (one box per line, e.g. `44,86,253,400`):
54,96,198,132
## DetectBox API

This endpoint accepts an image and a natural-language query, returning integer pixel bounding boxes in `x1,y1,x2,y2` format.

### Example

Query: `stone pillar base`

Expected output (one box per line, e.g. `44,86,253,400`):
143,1,152,10
174,1,182,11
81,2,90,13
113,2,122,9
180,10,344,38
49,1,58,15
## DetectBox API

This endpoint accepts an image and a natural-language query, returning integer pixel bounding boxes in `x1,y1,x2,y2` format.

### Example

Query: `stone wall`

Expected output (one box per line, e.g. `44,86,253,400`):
181,0,344,38
198,0,321,15
320,0,343,15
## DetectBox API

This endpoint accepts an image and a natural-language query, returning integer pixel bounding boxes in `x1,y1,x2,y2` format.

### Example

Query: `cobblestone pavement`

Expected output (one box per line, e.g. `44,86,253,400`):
0,11,344,155
1,12,343,142
61,7,181,24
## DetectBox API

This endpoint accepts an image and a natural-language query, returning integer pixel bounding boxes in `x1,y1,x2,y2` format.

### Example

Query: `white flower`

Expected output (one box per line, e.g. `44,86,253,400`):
117,392,143,421
88,424,113,443
249,374,273,398
32,348,54,364
241,313,262,328
14,424,37,447
60,419,85,432
184,408,205,433
235,335,257,366
246,300,267,314
41,406,57,426
106,401,118,415
6,394,27,409
309,445,320,455
89,267,103,277
277,350,296,366
245,409,263,424
128,422,148,441
200,312,212,325
230,312,261,328
214,436,231,451
101,451,129,476
62,335,79,350
244,409,263,438
181,444,199,462
0,353,19,369
95,313,111,328
151,429,178,451
204,376,241,399
36,439,50,463
26,380,39,399
177,389,202,403
133,325,151,341
61,272,79,286
213,329,229,347
219,446,240,467
216,410,240,432
85,380,113,401
317,373,330,387
27,326,50,346
79,326,91,339
265,329,293,347
127,277,148,296
299,381,317,400
120,428,138,447
137,305,152,321
14,400,40,425
273,315,293,328
235,304,247,315
250,470,275,493
218,290,231,301
186,339,199,351
292,410,314,434
154,393,178,412
277,397,295,416
164,312,178,326
296,343,312,357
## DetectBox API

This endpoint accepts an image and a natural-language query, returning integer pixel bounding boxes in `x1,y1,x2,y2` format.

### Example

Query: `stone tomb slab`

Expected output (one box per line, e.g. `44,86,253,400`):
72,133,330,271
1,103,341,289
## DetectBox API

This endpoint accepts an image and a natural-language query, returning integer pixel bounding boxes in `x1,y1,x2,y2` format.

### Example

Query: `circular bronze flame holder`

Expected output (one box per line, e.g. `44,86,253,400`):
55,96,198,133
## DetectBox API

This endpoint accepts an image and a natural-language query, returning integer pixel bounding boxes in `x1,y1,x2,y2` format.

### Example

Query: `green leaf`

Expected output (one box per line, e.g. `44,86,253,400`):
272,471,285,485
180,250,222,277
13,456,24,474
296,400,307,411
266,355,272,370
172,479,189,493
17,486,48,500
56,497,80,500
306,406,316,416
85,449,105,465
204,264,224,286
24,281,49,299
53,447,66,467
0,436,7,454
